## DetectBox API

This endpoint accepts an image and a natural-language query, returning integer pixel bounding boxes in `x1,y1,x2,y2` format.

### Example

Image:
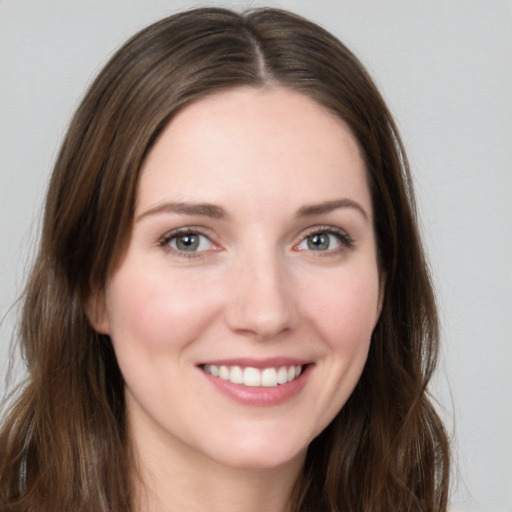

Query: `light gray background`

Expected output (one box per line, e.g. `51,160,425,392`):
1,1,511,511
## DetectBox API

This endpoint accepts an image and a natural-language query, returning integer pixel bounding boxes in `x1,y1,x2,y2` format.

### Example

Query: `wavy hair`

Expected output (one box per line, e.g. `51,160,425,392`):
0,7,449,511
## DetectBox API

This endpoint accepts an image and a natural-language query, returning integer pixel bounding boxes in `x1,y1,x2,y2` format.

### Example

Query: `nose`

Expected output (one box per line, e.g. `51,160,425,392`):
224,252,298,340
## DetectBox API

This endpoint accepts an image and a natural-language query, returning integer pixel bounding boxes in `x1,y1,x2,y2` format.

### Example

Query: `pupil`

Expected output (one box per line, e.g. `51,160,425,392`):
308,233,329,251
177,234,199,251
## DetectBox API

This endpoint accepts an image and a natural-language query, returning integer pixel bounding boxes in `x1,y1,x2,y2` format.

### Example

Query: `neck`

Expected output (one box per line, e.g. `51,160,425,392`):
130,422,305,512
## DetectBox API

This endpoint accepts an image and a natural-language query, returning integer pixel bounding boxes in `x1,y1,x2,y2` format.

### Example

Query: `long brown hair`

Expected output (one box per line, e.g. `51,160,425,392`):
0,7,449,511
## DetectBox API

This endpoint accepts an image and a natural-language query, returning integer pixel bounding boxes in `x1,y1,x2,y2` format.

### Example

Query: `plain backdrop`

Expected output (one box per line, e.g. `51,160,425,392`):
1,1,511,511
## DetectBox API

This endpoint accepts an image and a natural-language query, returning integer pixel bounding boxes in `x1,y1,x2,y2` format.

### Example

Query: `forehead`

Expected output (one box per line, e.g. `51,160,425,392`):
137,86,371,216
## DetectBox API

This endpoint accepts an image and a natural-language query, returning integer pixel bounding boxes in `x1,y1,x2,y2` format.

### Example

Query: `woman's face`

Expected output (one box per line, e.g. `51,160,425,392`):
91,87,382,471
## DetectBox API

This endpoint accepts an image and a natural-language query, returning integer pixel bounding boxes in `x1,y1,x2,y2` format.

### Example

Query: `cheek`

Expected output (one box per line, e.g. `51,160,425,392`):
294,264,380,433
105,268,219,355
305,267,381,349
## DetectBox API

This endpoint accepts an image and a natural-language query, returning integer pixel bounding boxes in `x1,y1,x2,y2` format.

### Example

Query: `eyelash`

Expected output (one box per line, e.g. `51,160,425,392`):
158,227,217,259
295,226,354,256
158,225,354,258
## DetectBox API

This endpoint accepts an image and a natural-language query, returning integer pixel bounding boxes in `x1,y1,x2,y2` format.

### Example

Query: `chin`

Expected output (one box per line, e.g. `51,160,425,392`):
200,429,310,471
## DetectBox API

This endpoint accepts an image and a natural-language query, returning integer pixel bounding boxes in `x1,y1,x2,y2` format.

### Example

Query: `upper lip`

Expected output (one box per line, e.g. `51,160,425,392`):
197,357,312,369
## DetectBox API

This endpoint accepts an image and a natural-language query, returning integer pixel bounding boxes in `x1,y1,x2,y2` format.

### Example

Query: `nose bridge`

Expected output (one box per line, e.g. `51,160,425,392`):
225,239,297,339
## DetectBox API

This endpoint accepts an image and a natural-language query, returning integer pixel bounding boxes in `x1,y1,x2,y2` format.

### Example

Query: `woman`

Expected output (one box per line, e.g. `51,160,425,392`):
0,7,449,512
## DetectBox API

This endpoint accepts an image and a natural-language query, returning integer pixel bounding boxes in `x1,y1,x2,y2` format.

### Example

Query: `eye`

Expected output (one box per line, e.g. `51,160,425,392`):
161,230,215,253
296,228,352,253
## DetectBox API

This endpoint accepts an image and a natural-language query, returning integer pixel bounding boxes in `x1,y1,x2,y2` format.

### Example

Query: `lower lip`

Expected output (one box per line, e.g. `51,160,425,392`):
200,365,312,407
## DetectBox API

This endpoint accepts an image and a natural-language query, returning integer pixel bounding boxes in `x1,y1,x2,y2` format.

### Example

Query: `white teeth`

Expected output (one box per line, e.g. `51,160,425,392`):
276,366,288,384
230,366,243,384
261,368,277,387
202,364,305,388
219,365,229,380
243,367,261,387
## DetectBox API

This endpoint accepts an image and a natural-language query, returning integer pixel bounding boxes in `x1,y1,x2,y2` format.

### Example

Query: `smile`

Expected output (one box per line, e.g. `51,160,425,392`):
201,364,303,388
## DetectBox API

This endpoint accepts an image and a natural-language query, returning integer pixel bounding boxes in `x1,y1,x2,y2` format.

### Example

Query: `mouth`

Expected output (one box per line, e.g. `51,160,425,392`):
200,364,305,388
198,359,312,407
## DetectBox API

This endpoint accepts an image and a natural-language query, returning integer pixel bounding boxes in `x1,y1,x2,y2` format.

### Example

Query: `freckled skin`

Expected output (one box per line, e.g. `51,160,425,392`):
91,86,382,480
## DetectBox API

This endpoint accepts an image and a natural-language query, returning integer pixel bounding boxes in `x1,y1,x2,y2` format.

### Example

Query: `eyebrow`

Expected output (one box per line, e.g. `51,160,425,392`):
296,198,369,221
136,198,369,223
136,202,228,221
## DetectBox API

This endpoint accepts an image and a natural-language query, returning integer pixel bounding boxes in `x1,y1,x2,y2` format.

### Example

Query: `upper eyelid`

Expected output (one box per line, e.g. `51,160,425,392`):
156,224,354,248
294,225,355,250
158,227,220,259
158,226,219,248
160,225,214,239
297,224,352,240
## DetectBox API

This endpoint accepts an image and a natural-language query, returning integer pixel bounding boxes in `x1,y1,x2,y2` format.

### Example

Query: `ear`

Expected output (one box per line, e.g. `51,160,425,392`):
84,286,111,335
